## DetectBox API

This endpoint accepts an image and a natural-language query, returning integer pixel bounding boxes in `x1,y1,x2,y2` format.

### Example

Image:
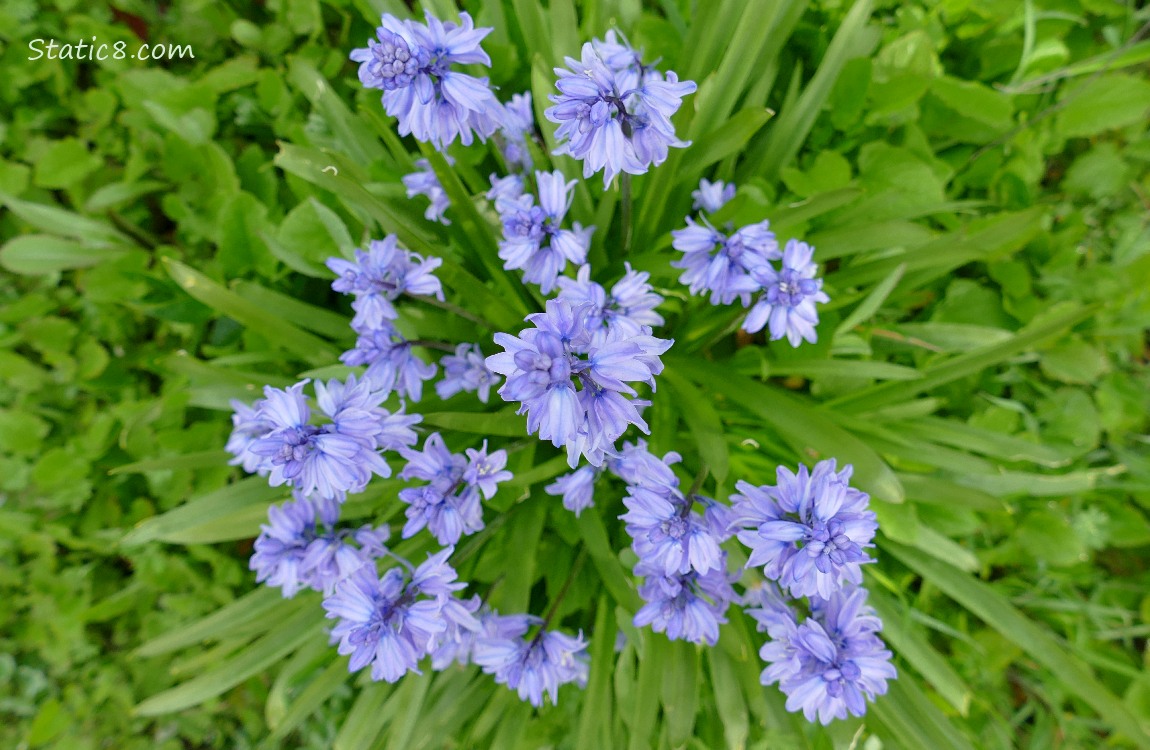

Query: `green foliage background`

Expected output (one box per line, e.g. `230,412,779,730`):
1,0,1149,747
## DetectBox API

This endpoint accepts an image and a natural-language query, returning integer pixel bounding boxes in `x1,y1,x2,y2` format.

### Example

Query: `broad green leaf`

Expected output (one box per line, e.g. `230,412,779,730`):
133,587,289,658
1056,73,1150,138
662,639,699,746
1,235,130,275
134,604,320,715
334,682,394,750
663,369,730,485
261,660,350,748
422,410,528,438
577,598,616,750
834,263,906,338
0,194,131,246
679,107,774,180
109,450,231,475
577,505,640,611
162,257,340,366
233,280,353,341
121,475,281,547
497,499,546,613
628,634,662,750
885,542,1150,749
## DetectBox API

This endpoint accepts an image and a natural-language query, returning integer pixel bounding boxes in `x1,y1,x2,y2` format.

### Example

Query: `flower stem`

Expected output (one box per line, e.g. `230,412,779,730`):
620,173,633,256
411,295,495,329
409,339,458,353
539,549,588,631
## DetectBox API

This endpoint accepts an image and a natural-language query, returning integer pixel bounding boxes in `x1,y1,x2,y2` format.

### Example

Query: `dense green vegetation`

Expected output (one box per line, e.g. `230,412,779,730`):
2,0,1149,747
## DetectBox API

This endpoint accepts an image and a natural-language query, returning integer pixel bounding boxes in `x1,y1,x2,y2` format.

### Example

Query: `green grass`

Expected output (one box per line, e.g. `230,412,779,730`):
2,0,1149,748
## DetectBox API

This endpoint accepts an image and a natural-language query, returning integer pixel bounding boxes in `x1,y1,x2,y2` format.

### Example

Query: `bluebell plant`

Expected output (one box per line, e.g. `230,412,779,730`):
226,8,884,723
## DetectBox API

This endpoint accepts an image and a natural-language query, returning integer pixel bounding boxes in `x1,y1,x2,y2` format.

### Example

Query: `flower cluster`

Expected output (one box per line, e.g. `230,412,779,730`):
473,614,590,707
226,376,419,502
493,170,594,294
250,497,390,597
486,299,672,467
496,92,535,171
402,158,451,225
351,12,502,149
557,263,664,339
436,343,500,403
323,548,480,682
733,460,893,722
672,207,829,346
398,433,512,545
545,31,697,187
328,236,444,401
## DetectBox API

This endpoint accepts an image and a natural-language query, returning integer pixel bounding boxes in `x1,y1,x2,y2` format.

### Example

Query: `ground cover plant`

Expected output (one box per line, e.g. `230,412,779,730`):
2,0,1150,748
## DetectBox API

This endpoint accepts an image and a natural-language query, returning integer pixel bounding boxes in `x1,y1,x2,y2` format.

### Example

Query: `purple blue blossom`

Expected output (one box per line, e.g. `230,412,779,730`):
495,171,594,294
245,378,413,500
226,398,274,475
545,464,600,516
473,618,590,707
557,263,664,341
730,460,878,600
398,433,512,545
350,12,502,149
620,485,729,577
341,321,438,402
545,33,696,187
402,158,452,225
487,173,525,204
671,218,779,306
324,547,477,682
326,235,444,331
486,299,672,467
497,92,535,170
250,497,389,597
633,556,737,646
743,239,830,346
436,343,500,403
692,178,736,213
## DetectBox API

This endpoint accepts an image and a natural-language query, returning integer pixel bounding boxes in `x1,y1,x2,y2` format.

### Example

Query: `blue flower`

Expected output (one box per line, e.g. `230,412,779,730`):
621,485,728,577
765,587,896,724
436,343,500,403
486,299,672,467
247,380,396,500
402,158,452,225
497,92,535,170
398,433,512,545
226,398,275,474
545,464,600,516
350,12,502,150
473,621,590,707
327,235,444,331
606,439,682,490
545,34,696,187
692,178,736,213
495,171,593,294
633,556,737,646
671,217,779,306
487,173,525,205
341,321,438,402
557,263,664,340
743,239,829,346
730,460,878,600
324,547,475,683
250,497,389,597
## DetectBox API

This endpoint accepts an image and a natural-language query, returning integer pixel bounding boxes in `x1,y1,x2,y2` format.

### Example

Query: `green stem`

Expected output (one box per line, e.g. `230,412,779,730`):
538,549,588,633
411,294,494,329
620,173,633,256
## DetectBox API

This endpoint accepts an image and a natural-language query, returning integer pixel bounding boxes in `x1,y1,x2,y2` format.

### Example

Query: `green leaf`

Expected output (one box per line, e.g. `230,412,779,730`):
577,505,640,611
576,597,616,750
162,257,340,366
334,682,393,750
134,603,320,716
0,235,130,275
120,475,281,547
0,194,131,246
1056,73,1150,138
109,450,232,476
679,107,774,180
421,410,527,438
884,541,1150,749
834,263,906,337
661,639,699,746
628,635,663,750
663,369,730,486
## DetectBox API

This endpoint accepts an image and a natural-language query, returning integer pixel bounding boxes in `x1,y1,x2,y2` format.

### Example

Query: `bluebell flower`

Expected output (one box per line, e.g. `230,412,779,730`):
557,263,664,341
671,218,780,306
429,594,483,669
226,398,275,475
324,547,475,682
620,485,727,576
606,439,682,490
350,12,502,150
436,343,501,403
743,239,829,346
248,380,394,500
633,556,737,646
398,433,512,545
765,587,896,724
497,92,535,170
402,158,452,225
730,460,878,600
496,171,594,294
341,321,438,402
250,497,389,597
327,235,444,331
487,173,525,205
545,464,600,516
692,178,736,213
546,36,696,187
313,375,421,451
486,299,672,467
473,621,590,707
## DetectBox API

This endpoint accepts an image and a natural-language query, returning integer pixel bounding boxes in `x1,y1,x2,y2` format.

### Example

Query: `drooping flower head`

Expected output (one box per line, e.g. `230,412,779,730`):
497,92,535,170
692,178,736,213
671,217,780,306
558,263,665,341
327,235,444,331
633,556,737,646
743,239,829,346
495,171,594,294
545,32,696,187
350,12,502,149
473,617,590,707
486,299,672,467
437,343,501,403
341,321,438,402
226,398,275,475
730,460,878,600
402,158,452,225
